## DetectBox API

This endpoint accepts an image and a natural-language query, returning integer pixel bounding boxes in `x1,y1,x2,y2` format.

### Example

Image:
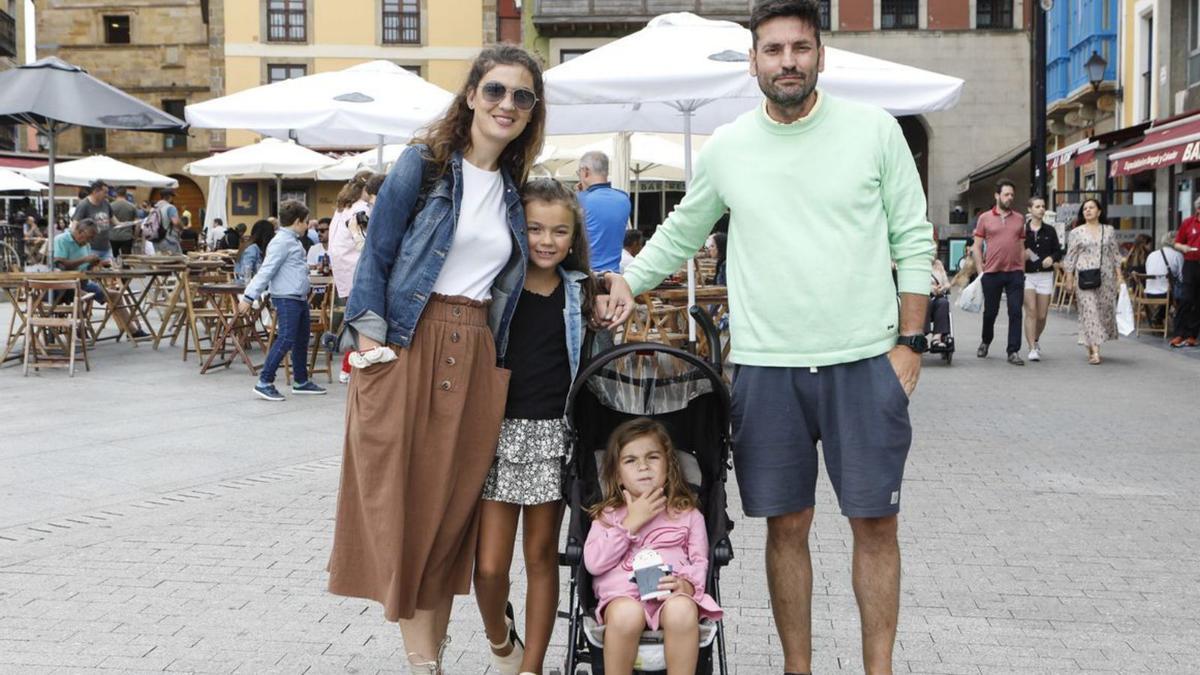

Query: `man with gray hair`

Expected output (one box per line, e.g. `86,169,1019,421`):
576,150,632,272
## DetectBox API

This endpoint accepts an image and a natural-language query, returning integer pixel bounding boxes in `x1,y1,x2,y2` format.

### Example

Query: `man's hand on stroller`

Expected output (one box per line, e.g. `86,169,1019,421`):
657,574,695,598
622,487,665,535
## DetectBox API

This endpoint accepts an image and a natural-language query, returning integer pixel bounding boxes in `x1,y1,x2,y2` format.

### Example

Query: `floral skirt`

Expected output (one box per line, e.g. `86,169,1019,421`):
481,417,567,505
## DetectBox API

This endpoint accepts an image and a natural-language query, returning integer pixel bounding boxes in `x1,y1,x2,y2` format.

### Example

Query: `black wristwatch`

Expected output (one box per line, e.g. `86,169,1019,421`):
896,334,928,354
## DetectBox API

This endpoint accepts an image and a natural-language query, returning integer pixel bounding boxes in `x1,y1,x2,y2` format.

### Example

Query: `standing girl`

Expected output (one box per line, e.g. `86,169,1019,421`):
1022,195,1061,361
326,45,546,675
474,178,597,675
585,418,723,675
1063,198,1122,364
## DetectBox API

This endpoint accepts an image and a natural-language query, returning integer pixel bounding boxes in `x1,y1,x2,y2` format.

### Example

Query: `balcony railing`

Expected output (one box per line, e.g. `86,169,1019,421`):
0,10,17,58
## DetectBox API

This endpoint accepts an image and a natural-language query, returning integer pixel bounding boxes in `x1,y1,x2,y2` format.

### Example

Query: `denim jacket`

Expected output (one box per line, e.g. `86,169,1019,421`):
242,229,311,302
235,243,263,283
344,145,529,360
559,267,588,382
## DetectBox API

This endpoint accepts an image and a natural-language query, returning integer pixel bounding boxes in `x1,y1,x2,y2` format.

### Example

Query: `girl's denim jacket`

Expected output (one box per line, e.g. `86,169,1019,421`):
343,145,529,361
559,266,588,383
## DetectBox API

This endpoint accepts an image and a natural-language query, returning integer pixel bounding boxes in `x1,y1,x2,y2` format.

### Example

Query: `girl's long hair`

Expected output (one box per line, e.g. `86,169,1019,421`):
520,178,597,317
238,219,274,258
588,418,699,523
336,169,374,210
411,44,546,185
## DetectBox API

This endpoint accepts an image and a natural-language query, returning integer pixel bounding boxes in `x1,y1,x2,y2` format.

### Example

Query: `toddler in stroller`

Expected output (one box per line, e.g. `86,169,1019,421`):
560,333,733,675
584,419,723,674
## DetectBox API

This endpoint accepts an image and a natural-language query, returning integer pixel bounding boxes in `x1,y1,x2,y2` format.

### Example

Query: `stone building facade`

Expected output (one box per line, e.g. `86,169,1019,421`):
529,0,1034,232
1,0,28,153
34,0,225,217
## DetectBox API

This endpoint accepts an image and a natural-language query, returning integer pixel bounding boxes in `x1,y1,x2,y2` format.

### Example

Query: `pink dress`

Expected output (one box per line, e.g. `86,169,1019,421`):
328,199,369,299
583,506,723,630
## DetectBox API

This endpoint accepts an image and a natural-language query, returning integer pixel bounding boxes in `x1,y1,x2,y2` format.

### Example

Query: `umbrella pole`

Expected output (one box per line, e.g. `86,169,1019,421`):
47,125,57,270
377,135,385,171
275,174,282,218
633,170,640,229
683,109,696,345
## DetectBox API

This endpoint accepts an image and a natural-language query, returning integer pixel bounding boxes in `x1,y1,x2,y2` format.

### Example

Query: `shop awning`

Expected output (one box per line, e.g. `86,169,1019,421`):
1109,112,1200,177
1047,138,1092,171
957,142,1029,193
1073,141,1099,167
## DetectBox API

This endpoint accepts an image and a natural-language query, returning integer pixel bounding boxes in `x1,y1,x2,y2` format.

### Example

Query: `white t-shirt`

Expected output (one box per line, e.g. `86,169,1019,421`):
430,159,512,300
306,242,327,268
1144,246,1183,296
620,248,635,273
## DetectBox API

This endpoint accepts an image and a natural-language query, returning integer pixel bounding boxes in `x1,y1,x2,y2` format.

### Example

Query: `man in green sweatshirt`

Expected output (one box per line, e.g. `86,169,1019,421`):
600,2,934,672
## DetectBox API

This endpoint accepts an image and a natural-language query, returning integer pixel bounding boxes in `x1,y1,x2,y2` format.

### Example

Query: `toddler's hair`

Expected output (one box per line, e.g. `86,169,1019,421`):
588,417,698,521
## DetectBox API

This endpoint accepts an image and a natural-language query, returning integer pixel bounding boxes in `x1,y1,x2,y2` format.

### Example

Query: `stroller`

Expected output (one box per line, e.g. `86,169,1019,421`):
926,291,955,365
560,308,734,675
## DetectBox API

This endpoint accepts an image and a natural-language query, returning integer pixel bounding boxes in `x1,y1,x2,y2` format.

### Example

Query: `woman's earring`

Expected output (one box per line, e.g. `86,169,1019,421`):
569,248,574,254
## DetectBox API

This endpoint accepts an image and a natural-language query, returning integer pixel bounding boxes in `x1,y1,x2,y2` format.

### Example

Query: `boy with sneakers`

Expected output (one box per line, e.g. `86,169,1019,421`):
238,200,326,401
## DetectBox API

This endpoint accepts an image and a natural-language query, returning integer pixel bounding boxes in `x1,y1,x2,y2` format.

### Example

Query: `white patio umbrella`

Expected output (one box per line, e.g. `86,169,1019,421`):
539,133,706,225
184,138,336,215
22,155,178,188
0,168,48,192
185,61,453,165
544,11,964,341
203,176,228,240
317,143,408,181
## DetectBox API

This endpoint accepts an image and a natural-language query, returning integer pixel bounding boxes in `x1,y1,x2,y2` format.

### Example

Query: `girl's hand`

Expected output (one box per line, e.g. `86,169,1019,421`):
657,575,695,597
622,487,665,534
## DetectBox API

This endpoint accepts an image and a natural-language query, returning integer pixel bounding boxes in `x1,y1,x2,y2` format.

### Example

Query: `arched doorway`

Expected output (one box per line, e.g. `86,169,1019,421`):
897,116,930,199
152,175,205,228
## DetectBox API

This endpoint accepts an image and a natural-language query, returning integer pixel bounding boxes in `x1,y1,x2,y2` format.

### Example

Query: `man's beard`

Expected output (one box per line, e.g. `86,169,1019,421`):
760,69,818,108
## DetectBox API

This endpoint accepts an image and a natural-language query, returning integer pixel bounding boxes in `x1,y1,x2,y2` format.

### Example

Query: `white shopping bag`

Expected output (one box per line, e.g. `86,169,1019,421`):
957,277,984,313
1117,283,1135,336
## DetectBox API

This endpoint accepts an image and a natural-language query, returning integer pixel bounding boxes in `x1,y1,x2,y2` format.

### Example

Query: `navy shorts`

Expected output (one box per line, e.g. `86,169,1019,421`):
730,354,912,518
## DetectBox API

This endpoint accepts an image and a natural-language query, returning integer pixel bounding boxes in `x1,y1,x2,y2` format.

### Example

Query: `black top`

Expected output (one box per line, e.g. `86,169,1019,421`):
504,282,571,420
1025,222,1063,273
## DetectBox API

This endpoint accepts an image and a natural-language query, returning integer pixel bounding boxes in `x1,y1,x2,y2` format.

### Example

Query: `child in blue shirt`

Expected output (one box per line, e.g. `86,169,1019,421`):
237,200,326,401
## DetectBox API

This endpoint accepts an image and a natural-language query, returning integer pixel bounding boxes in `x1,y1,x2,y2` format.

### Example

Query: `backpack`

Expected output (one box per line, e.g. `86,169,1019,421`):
141,205,167,243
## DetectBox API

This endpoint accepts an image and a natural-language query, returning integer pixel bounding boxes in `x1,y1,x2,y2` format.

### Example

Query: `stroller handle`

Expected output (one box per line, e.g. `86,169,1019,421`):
689,305,723,374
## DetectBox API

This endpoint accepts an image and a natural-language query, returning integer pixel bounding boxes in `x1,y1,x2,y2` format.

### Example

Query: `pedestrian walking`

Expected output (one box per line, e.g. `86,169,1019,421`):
600,2,934,672
1023,195,1061,361
237,200,326,400
151,189,183,255
972,178,1027,365
1062,198,1122,364
108,188,139,259
576,150,632,273
327,169,376,384
70,180,114,262
1169,196,1200,348
326,44,543,675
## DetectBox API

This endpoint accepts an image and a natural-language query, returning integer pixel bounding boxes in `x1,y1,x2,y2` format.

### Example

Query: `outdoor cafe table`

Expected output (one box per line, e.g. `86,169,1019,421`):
197,282,259,375
85,268,173,346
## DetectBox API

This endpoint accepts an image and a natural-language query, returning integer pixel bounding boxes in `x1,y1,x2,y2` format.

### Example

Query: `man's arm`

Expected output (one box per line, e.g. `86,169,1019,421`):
56,255,97,270
603,143,727,325
971,235,985,277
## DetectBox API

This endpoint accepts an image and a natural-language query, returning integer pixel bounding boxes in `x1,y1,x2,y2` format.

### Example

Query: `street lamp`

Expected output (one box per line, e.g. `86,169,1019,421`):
1085,51,1107,91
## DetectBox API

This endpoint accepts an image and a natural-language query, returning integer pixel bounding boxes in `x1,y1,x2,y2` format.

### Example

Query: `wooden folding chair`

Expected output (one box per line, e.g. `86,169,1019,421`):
23,279,93,376
180,270,230,362
1131,273,1171,339
305,278,336,383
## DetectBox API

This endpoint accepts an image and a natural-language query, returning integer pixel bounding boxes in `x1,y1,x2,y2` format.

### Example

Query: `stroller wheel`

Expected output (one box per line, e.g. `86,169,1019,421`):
943,351,953,365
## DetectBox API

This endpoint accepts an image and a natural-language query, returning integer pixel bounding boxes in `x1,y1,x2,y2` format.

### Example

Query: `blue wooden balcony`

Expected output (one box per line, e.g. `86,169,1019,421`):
1045,0,1117,107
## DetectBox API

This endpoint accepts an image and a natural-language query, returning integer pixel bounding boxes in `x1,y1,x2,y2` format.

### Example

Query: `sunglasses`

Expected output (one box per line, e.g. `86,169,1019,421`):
480,81,538,112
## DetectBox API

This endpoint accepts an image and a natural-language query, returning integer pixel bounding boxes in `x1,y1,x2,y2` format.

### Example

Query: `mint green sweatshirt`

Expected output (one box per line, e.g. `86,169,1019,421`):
624,91,934,367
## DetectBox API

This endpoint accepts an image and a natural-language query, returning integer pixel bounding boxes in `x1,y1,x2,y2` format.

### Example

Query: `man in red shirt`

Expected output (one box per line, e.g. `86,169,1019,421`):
1170,196,1200,347
971,179,1027,365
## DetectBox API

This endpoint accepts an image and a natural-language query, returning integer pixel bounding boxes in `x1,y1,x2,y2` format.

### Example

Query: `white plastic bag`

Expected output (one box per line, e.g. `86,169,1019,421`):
1117,283,1135,336
957,277,984,313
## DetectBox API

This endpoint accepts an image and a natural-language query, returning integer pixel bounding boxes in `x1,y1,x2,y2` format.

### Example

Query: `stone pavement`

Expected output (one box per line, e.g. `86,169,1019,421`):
1,298,1199,674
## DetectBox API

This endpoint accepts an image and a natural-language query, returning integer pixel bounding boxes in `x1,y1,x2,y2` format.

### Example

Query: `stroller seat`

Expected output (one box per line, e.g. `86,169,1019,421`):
581,617,720,672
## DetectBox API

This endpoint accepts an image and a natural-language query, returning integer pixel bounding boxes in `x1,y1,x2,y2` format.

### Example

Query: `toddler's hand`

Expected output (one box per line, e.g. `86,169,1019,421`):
657,575,695,597
622,487,666,534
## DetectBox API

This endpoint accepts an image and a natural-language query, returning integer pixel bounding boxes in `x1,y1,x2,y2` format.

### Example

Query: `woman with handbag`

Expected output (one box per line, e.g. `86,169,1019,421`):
326,44,545,674
1063,198,1122,364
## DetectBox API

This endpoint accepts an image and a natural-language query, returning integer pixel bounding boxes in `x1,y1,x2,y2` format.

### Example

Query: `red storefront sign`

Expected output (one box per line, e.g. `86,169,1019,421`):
1109,114,1200,177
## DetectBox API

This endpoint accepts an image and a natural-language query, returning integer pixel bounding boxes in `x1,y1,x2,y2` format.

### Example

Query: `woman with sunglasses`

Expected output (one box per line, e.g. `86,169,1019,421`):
327,44,546,675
